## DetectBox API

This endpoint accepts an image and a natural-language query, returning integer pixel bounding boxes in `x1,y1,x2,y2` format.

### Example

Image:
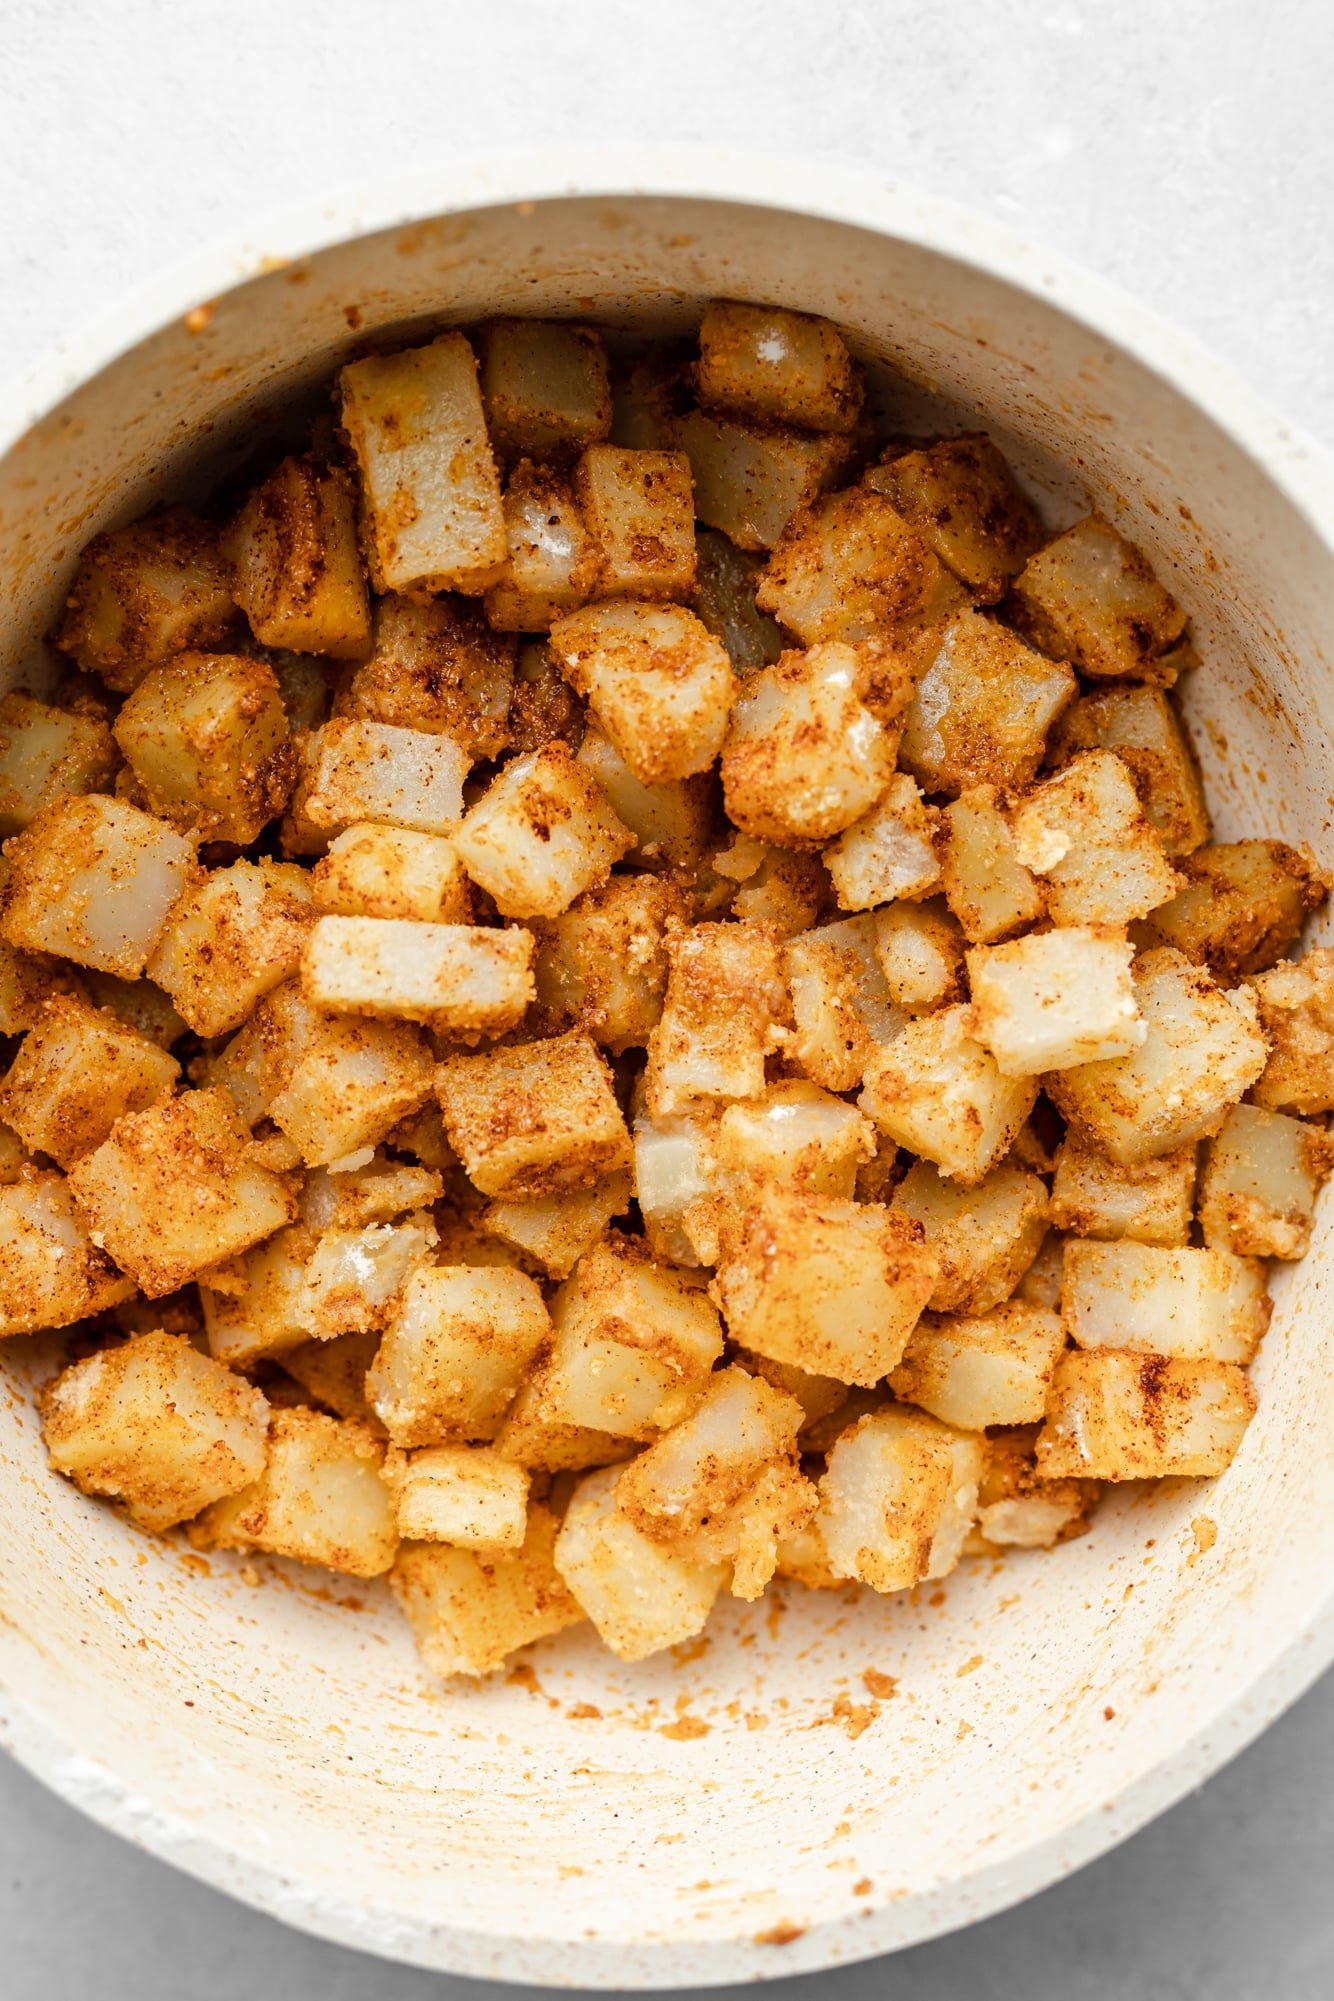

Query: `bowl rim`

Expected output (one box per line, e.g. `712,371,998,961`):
2,144,1333,1988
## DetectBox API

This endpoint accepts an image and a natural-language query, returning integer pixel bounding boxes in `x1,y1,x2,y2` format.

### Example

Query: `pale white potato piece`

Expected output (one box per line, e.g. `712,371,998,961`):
113,651,291,844
0,1171,135,1335
1062,1238,1271,1364
367,1264,550,1447
937,784,1043,945
1050,1136,1197,1246
784,914,904,1093
299,1151,441,1233
825,772,940,910
716,834,828,937
721,641,897,847
1010,750,1180,926
859,1005,1037,1184
1015,1231,1066,1310
966,927,1144,1075
550,600,733,783
266,1013,435,1168
554,1465,726,1662
1049,682,1210,857
573,445,696,599
293,718,469,841
451,743,634,919
890,1301,1066,1429
1250,948,1334,1114
531,874,685,1053
55,510,235,692
867,434,1043,602
302,916,533,1040
311,824,472,925
645,920,786,1118
146,859,313,1038
575,724,716,871
873,899,965,1013
0,692,116,836
0,794,196,978
715,1081,875,1202
390,1445,530,1550
484,462,599,631
391,1505,583,1679
1012,514,1186,682
756,486,967,645
671,407,856,552
297,1215,438,1343
696,302,863,433
632,1113,719,1268
193,1408,398,1577
1198,1101,1334,1258
0,994,179,1168
817,1407,982,1592
899,610,1075,795
227,456,371,658
438,1033,631,1199
1037,1349,1254,1480
892,1157,1049,1314
478,320,611,460
972,1428,1097,1550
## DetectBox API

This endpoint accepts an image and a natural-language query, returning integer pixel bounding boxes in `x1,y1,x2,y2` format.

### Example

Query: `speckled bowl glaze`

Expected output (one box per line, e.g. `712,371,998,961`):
2,152,1333,1988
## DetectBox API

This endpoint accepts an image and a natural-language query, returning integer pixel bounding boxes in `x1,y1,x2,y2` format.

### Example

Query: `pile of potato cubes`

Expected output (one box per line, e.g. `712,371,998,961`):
0,297,1330,1681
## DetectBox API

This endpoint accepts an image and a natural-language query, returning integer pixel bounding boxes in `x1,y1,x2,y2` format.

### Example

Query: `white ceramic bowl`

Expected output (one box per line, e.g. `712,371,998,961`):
2,151,1333,1989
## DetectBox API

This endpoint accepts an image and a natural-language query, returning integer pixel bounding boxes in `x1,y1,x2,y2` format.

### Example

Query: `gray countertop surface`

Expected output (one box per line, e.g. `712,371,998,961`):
2,1,1331,1992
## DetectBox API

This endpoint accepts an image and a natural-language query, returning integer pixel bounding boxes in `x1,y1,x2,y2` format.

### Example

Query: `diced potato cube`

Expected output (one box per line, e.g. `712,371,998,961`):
1011,751,1181,926
67,1087,296,1295
825,773,940,910
873,898,964,1013
973,1427,1097,1549
1,794,196,978
1063,1238,1269,1364
671,407,856,551
227,457,370,658
283,1329,383,1426
0,692,116,836
80,969,184,1049
696,301,863,434
549,601,733,784
268,1012,434,1167
632,1113,718,1267
1036,1349,1254,1479
1012,515,1186,681
1048,948,1267,1163
575,724,715,870
43,1330,268,1532
0,1171,135,1334
1198,1101,1334,1258
716,835,829,936
294,1215,438,1342
302,916,533,1040
1016,1230,1065,1309
146,859,313,1037
531,874,683,1052
817,1407,982,1591
1141,840,1325,980
200,978,322,1128
339,334,506,594
484,462,599,632
756,486,967,644
554,1465,725,1661
390,1444,529,1549
0,995,179,1168
300,1151,441,1232
859,1005,1037,1184
573,444,695,599
733,1348,846,1429
967,928,1143,1074
340,594,515,762
534,1233,723,1439
113,652,291,844
937,785,1043,945
392,1505,583,1678
1048,683,1209,856
715,1081,875,1201
722,641,897,846
1050,1135,1197,1246
899,610,1076,795
478,319,611,459
294,718,468,841
55,511,235,692
784,914,904,1092
715,1189,936,1384
199,1225,319,1366
193,1408,398,1575
439,1033,630,1198
311,824,471,926
892,1157,1049,1313
867,434,1043,601
645,920,786,1117
367,1264,549,1447
690,529,784,670
0,1119,30,1182
492,1381,630,1475
1250,949,1334,1113
891,1301,1065,1429
483,1169,632,1280
0,929,67,1037
452,743,634,919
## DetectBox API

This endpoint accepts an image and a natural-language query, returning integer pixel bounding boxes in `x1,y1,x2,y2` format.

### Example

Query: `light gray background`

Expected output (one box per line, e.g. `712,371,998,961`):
2,0,1332,1993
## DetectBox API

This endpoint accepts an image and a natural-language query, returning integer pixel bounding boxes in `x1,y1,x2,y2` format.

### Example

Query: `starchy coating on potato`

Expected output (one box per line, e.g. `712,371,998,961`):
386,1443,530,1549
971,1427,1098,1550
290,717,469,845
338,593,515,761
1140,840,1326,981
714,1081,876,1203
574,723,715,871
192,1407,398,1576
671,406,858,552
721,641,898,847
302,915,534,1040
859,1004,1038,1185
438,1032,631,1198
478,319,612,461
816,1406,983,1592
1063,1237,1271,1365
867,434,1043,602
873,898,965,1013
0,1170,136,1335
1036,1349,1254,1480
966,927,1143,1075
1,793,198,978
1198,1101,1334,1259
899,610,1076,795
367,1262,550,1447
1046,683,1210,857
0,692,117,836
550,600,734,783
55,510,236,691
935,785,1044,946
695,302,864,435
890,1300,1066,1430
1249,948,1334,1113
530,874,684,1052
113,651,293,843
392,1504,584,1679
1050,1135,1197,1246
554,1465,725,1662
147,859,313,1037
756,485,967,645
1011,514,1186,682
484,461,600,632
0,994,179,1168
227,456,371,659
452,742,634,918
483,1170,632,1280
310,823,471,925
891,1156,1049,1314
825,772,940,910
1010,750,1181,925
783,914,903,1093
574,444,696,600
282,1329,384,1426
645,919,787,1118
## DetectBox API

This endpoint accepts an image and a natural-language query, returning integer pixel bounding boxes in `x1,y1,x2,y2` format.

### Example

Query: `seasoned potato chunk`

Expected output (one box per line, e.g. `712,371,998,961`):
817,1407,982,1591
554,1465,725,1661
438,1033,630,1198
113,652,291,844
784,914,904,1092
873,898,965,1013
68,1087,296,1295
484,462,600,632
859,1005,1037,1184
389,1444,529,1549
283,1329,387,1426
0,692,117,835
1048,948,1267,1164
575,724,715,871
202,1214,435,1362
293,718,468,842
714,832,828,936
193,1408,398,1576
967,928,1143,1074
972,1427,1097,1549
696,302,863,434
339,334,506,595
227,457,370,658
550,600,733,782
1010,751,1180,926
1050,1136,1197,1246
715,1189,936,1384
715,1081,875,1202
574,445,696,599
1250,949,1334,1113
55,511,235,691
891,1301,1065,1429
0,995,179,1168
367,1264,550,1447
937,785,1043,945
1141,840,1325,980
1198,1101,1334,1258
899,611,1075,795
452,743,634,919
671,407,856,551
147,859,313,1037
645,920,786,1117
756,486,967,644
722,641,897,847
478,320,612,460
492,1378,630,1475
632,1112,718,1267
1,794,196,977
255,1009,433,1168
690,529,784,670
0,1171,135,1334
531,874,683,1052
391,1504,583,1678
1063,1238,1269,1364
1037,1349,1254,1479
311,824,471,925
299,1150,441,1232
825,773,940,910
303,916,533,1040
1012,515,1186,682
1047,683,1209,857
42,1330,268,1531
868,434,1043,601
892,1157,1049,1313
339,594,514,762
483,1170,631,1280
